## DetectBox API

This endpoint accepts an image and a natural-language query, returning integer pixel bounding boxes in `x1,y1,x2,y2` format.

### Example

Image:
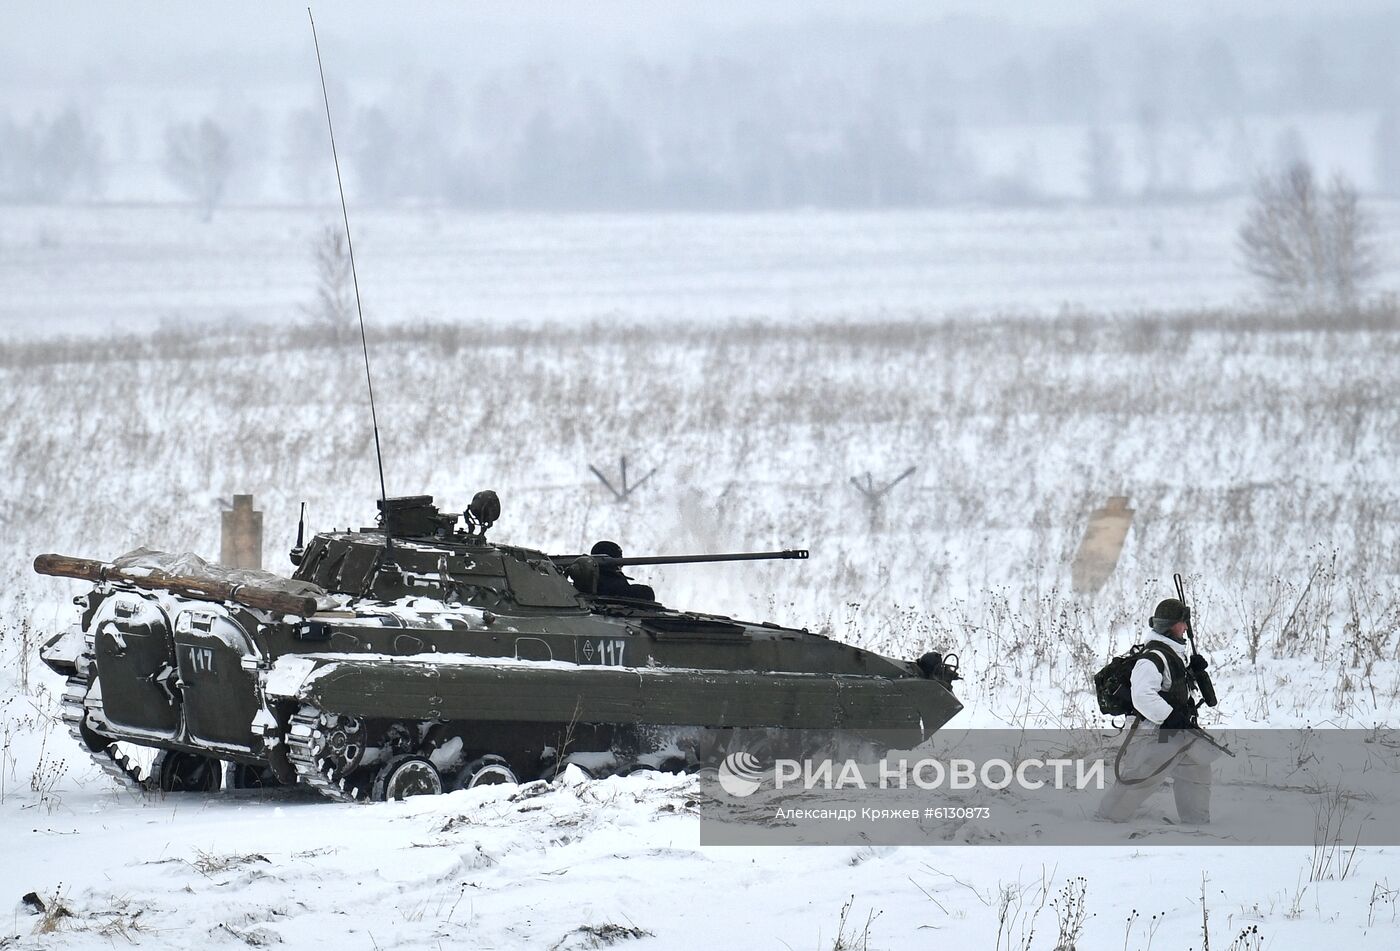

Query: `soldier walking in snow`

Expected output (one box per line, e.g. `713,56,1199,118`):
1095,598,1219,824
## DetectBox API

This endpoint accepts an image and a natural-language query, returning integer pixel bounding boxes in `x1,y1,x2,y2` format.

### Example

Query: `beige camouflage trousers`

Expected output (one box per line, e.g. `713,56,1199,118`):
1095,720,1216,824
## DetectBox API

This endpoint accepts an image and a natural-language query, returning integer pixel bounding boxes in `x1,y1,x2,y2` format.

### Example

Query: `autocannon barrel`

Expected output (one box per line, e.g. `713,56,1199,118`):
549,549,809,568
34,553,318,617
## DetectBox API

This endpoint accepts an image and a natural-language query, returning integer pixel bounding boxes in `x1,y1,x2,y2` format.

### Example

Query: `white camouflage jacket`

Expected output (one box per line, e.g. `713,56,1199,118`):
1129,631,1192,726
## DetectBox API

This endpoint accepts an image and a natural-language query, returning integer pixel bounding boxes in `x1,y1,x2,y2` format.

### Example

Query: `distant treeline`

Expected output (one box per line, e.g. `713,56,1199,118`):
6,27,1400,211
0,108,104,202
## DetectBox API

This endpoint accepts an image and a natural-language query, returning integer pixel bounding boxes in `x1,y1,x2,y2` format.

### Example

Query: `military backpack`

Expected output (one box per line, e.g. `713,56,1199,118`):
1094,642,1187,717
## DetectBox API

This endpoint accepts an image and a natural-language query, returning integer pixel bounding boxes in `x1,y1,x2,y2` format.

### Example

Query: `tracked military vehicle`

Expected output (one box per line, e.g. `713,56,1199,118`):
35,492,963,801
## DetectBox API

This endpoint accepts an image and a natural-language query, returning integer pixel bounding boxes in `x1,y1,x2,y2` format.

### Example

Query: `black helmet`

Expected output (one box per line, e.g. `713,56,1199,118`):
591,540,623,559
1149,598,1190,633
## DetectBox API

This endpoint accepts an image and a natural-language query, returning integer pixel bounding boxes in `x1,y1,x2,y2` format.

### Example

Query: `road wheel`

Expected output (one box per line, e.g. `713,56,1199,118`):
372,755,444,801
153,751,223,793
460,754,518,789
227,762,283,790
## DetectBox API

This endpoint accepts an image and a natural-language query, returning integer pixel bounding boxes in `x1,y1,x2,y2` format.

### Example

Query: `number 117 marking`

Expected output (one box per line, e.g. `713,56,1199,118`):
590,639,626,666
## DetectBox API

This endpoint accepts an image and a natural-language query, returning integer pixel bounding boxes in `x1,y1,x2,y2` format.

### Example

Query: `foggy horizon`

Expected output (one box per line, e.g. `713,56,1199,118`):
3,1,1400,212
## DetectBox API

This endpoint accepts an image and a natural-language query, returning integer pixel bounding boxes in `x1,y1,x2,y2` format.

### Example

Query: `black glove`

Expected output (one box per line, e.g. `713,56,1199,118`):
1188,654,1209,673
1161,705,1197,731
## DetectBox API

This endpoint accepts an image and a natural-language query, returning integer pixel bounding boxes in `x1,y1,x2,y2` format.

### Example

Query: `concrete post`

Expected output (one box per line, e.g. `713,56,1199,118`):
221,494,264,569
1071,496,1134,594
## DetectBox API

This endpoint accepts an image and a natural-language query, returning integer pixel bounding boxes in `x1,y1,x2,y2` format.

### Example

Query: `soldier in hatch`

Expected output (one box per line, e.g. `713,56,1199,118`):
590,540,655,601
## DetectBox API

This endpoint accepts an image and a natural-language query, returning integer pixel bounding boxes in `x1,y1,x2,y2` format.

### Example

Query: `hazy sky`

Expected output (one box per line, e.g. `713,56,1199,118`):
2,0,1394,87
4,0,1396,208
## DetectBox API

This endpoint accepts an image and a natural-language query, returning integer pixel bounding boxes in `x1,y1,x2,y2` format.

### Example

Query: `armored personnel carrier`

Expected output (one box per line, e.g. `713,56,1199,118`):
36,493,962,801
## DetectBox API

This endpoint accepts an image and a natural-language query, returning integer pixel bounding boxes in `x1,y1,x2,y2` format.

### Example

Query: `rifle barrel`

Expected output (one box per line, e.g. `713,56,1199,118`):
1189,726,1236,757
1175,571,1219,707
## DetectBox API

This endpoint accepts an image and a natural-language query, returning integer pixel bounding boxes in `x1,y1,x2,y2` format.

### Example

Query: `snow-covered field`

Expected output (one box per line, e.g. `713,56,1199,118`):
1,205,1399,948
3,200,1400,340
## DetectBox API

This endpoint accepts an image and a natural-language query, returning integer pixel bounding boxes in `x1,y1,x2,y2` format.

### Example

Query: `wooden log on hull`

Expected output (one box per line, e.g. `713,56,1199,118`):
33,553,317,617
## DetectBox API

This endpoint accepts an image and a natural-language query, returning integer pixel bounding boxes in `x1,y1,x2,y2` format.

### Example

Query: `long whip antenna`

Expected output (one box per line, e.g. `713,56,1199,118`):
307,8,391,546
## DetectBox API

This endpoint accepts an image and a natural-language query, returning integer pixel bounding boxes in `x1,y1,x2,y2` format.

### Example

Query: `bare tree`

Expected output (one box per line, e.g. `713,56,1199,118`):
1373,105,1400,196
1237,162,1378,309
0,117,31,200
302,225,355,341
0,107,103,202
164,118,233,221
35,107,104,201
1323,177,1377,307
1136,102,1164,197
1081,126,1122,202
281,107,328,203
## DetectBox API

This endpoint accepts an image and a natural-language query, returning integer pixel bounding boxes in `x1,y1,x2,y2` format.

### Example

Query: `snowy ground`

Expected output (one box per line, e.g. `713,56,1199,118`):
5,771,1396,951
1,206,1399,948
